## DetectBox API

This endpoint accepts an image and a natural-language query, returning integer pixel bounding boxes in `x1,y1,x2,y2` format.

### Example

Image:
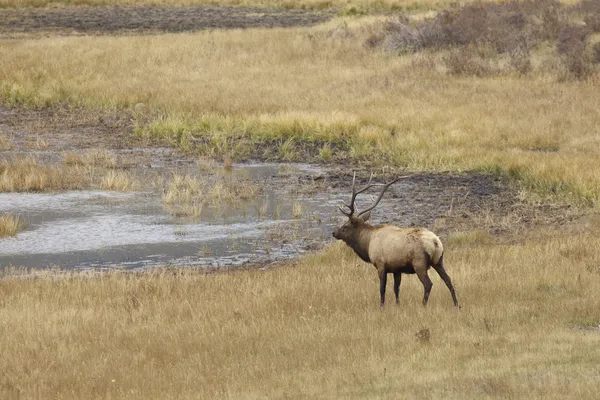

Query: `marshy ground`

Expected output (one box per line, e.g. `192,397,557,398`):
1,0,600,398
0,104,583,269
0,4,334,37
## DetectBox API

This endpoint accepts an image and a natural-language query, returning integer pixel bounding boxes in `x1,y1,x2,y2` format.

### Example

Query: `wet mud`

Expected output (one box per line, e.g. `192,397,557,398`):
0,105,580,270
0,5,334,37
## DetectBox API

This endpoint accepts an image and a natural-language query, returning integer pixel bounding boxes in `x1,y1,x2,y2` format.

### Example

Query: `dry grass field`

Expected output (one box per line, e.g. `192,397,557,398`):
2,231,600,398
2,12,599,203
1,0,600,398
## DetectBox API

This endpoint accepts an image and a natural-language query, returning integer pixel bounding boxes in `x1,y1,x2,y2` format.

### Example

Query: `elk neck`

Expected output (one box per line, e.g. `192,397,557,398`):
347,223,375,263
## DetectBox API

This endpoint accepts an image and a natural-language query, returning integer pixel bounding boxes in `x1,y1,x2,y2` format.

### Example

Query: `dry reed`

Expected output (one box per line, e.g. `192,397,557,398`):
0,213,21,236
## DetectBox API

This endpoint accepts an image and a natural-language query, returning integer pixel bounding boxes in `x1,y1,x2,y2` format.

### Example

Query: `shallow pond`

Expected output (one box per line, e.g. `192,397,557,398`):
0,155,517,271
0,163,344,270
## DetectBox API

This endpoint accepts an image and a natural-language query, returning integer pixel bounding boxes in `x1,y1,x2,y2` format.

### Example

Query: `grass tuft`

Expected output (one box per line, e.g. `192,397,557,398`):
293,201,304,219
0,213,22,237
0,134,13,151
100,170,135,191
0,157,89,192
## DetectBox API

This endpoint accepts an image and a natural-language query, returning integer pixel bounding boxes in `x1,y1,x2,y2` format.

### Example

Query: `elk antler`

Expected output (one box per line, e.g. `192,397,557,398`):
338,172,376,216
356,175,412,217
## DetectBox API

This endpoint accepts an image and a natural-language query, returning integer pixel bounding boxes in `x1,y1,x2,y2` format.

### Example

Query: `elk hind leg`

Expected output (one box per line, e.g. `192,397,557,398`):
415,267,433,306
432,255,459,308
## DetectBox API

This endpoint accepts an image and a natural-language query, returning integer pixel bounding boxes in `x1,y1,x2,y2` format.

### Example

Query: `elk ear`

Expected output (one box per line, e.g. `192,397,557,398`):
361,211,371,222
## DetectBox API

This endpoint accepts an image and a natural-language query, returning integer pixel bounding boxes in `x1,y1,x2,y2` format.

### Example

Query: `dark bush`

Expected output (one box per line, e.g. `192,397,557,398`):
367,0,599,79
557,24,591,56
577,0,600,16
584,15,600,32
381,0,563,54
592,43,600,64
509,50,533,74
557,24,592,78
574,0,600,31
443,46,498,77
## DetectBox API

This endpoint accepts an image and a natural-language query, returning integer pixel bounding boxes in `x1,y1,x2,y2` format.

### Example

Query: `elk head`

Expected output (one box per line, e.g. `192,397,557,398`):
332,172,409,243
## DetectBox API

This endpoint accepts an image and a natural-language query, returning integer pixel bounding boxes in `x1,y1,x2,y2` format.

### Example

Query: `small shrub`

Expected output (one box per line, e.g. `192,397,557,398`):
338,6,368,17
381,19,423,53
509,50,533,74
593,43,600,64
579,0,600,32
584,15,600,32
210,181,259,203
443,47,497,77
557,24,593,79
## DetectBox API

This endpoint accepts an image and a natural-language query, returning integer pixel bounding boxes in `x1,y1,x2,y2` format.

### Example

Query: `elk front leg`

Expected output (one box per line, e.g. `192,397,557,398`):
393,272,402,304
378,267,387,307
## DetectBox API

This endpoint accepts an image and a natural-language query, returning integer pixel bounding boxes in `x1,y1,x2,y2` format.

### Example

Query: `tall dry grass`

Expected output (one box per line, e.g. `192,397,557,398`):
100,170,136,190
0,156,137,192
0,156,90,191
1,229,600,398
0,213,21,236
1,17,599,203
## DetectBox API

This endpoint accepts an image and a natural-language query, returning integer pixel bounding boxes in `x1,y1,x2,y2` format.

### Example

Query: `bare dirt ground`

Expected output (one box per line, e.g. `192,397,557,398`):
0,5,334,37
0,105,135,150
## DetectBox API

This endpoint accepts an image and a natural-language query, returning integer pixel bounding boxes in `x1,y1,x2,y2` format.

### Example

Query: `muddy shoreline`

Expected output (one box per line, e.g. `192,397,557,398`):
0,5,335,38
0,104,582,270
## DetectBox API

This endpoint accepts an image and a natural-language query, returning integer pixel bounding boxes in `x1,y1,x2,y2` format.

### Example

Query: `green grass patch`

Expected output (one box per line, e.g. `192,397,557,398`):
135,113,355,162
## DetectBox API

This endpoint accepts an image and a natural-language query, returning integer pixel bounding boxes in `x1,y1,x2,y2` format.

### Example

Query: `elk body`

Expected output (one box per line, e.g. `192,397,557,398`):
332,174,459,308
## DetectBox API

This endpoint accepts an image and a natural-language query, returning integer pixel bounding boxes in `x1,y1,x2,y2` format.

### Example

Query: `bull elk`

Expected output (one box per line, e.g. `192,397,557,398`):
332,173,459,308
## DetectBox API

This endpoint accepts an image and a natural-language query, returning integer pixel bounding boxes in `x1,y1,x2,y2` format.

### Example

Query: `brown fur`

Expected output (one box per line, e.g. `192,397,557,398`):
333,214,459,308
